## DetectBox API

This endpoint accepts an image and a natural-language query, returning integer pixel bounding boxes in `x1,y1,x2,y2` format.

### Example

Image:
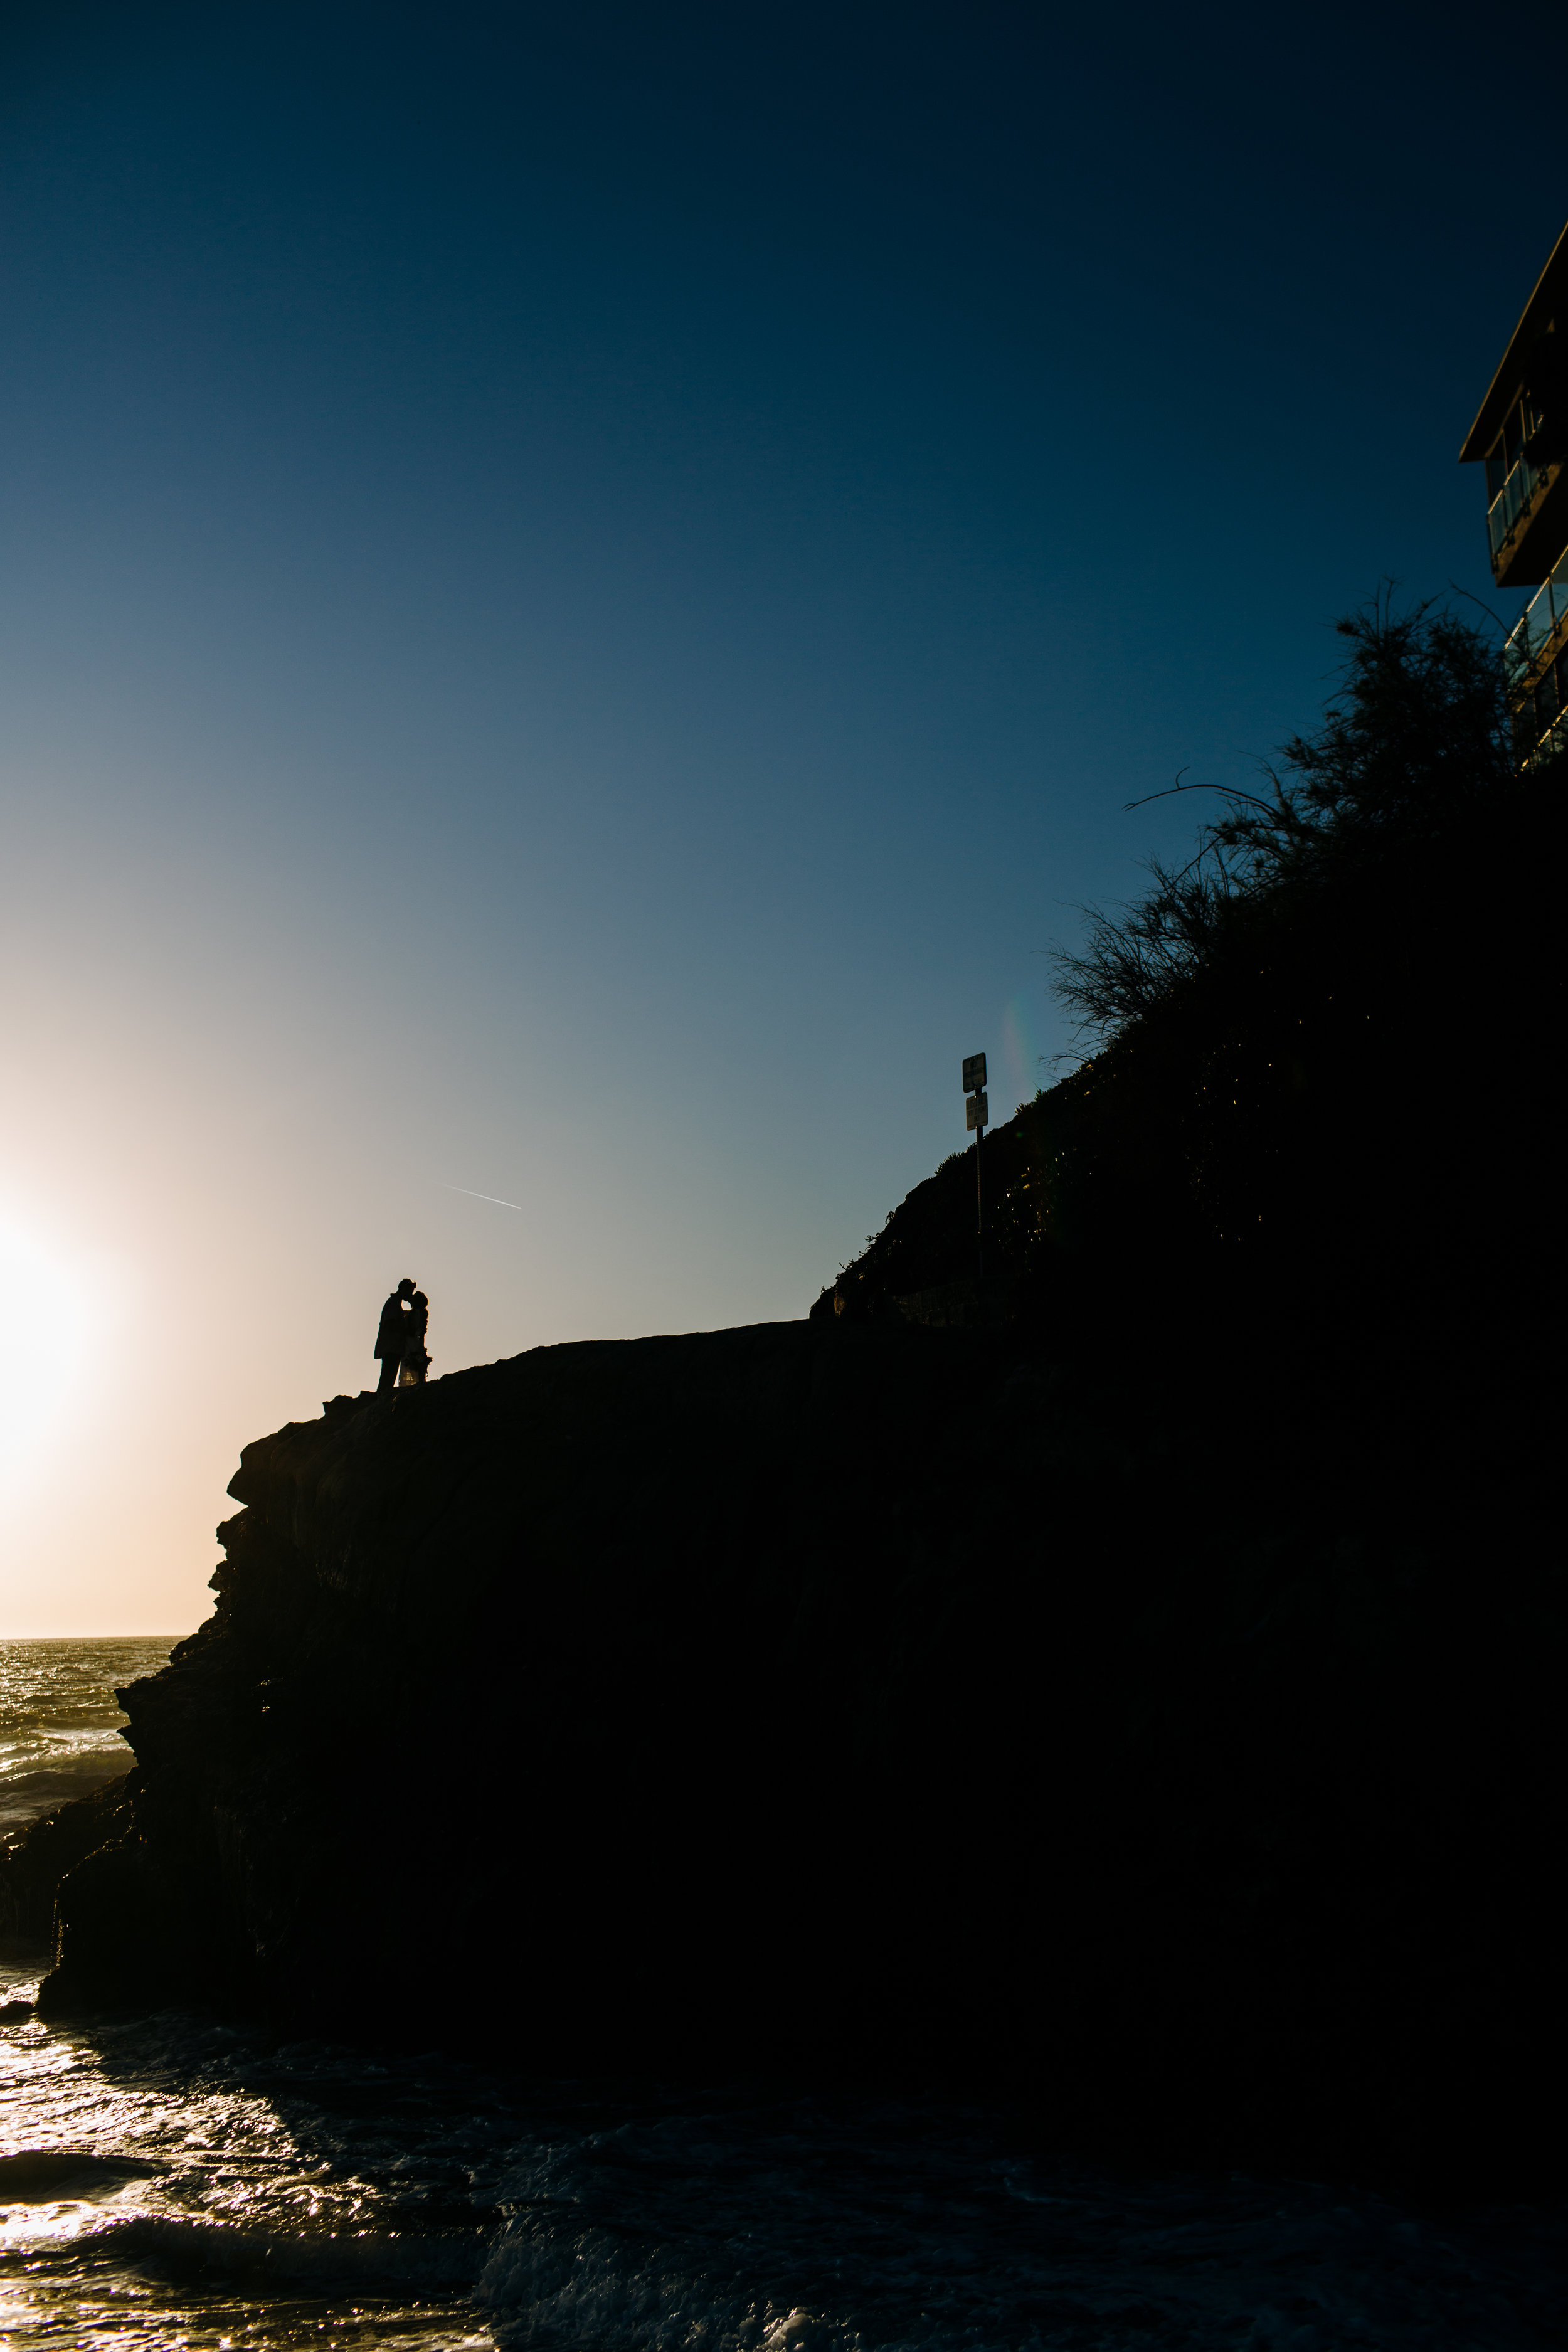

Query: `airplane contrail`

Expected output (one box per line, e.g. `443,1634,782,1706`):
443,1184,524,1212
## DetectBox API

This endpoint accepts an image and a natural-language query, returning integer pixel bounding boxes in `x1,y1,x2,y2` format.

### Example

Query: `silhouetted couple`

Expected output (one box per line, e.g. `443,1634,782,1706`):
374,1278,430,1393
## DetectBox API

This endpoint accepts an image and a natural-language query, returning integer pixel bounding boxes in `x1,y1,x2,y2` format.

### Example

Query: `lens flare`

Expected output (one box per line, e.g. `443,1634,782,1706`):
0,1221,93,1483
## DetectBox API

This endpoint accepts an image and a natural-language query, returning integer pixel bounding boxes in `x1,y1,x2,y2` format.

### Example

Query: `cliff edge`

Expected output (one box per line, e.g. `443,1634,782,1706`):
32,612,1566,2183
34,1297,1562,2188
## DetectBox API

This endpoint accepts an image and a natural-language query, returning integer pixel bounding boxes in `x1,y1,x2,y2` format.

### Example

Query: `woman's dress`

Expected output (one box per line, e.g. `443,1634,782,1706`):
398,1301,430,1385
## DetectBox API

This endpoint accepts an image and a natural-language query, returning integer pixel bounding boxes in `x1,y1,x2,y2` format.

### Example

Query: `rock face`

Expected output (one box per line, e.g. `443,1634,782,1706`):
30,647,1563,2183
30,1298,1560,2173
35,1304,1563,2188
46,1322,1025,2037
0,1776,132,1944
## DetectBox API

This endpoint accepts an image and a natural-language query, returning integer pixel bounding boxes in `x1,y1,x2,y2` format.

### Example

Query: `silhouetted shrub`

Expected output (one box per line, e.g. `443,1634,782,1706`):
1053,596,1530,1041
815,596,1565,1331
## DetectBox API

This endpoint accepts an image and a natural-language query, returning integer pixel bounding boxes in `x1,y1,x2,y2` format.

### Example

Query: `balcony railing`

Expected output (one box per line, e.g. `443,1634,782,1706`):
1520,704,1567,771
1503,546,1568,683
1488,451,1546,561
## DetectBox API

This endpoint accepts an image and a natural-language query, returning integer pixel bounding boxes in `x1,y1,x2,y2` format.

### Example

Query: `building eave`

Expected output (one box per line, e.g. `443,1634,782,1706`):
1459,218,1568,464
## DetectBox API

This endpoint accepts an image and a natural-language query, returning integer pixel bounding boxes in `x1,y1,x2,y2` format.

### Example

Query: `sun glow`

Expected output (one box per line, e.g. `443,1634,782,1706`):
0,1219,95,1483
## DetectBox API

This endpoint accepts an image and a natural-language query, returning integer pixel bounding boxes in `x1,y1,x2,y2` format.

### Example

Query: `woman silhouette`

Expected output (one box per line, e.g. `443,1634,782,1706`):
398,1290,431,1386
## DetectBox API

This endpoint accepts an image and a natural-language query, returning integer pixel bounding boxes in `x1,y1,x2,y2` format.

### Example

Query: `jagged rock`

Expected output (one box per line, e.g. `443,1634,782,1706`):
0,1776,135,1946
36,1309,1562,2188
37,1836,174,2018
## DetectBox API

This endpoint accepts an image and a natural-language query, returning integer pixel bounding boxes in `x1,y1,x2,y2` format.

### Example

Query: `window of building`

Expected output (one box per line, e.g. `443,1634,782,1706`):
1486,392,1551,558
1488,393,1547,490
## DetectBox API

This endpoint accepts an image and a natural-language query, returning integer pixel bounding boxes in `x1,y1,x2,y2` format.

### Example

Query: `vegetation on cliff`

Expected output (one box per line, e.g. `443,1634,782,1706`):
814,600,1562,1334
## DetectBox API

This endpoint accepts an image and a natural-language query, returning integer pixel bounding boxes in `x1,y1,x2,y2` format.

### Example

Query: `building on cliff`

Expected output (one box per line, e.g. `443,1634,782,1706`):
1461,217,1568,767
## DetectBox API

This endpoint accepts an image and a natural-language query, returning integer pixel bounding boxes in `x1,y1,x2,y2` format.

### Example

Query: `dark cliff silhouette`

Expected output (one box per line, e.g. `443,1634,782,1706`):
815,603,1559,1350
6,604,1562,2192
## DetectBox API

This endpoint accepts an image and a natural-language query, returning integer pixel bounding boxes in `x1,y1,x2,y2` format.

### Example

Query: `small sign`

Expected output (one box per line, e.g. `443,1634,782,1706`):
962,1052,987,1094
965,1090,988,1132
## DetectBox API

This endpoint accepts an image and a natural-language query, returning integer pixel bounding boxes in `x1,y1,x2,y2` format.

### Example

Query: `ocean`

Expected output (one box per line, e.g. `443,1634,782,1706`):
1,1636,1564,2351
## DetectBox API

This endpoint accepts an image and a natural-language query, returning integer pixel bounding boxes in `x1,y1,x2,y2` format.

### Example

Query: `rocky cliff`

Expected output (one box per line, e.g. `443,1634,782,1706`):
18,607,1562,2188
26,1293,1563,2190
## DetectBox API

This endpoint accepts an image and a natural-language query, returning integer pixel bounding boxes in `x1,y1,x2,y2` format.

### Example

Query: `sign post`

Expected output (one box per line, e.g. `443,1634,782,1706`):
962,1054,988,1279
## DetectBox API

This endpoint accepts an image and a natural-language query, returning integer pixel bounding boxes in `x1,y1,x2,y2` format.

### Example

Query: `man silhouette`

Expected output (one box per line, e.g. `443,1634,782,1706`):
374,1279,416,1394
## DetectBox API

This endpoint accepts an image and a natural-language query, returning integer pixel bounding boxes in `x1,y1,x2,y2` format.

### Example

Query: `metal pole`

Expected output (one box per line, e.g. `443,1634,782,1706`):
975,1120,983,1283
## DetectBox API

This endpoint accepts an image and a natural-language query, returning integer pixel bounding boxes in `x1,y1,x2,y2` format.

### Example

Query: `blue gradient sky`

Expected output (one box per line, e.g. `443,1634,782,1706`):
1,2,1562,1629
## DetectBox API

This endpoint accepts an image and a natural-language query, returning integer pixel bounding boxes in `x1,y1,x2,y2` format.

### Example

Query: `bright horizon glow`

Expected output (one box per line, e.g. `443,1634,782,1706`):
0,1219,96,1486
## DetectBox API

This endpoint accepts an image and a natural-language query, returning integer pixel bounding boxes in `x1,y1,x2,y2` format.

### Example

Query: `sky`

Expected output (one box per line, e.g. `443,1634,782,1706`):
1,0,1562,1633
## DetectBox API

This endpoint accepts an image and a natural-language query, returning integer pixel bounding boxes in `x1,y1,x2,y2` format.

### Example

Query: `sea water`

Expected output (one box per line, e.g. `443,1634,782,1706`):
0,1638,177,1832
1,1638,1563,2350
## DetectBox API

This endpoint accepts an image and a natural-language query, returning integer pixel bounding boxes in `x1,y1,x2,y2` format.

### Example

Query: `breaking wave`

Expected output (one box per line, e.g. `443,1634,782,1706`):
70,2213,490,2292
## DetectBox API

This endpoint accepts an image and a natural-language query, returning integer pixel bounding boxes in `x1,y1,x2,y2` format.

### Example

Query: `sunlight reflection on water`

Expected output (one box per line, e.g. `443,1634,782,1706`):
0,1637,174,1829
0,1979,495,2346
